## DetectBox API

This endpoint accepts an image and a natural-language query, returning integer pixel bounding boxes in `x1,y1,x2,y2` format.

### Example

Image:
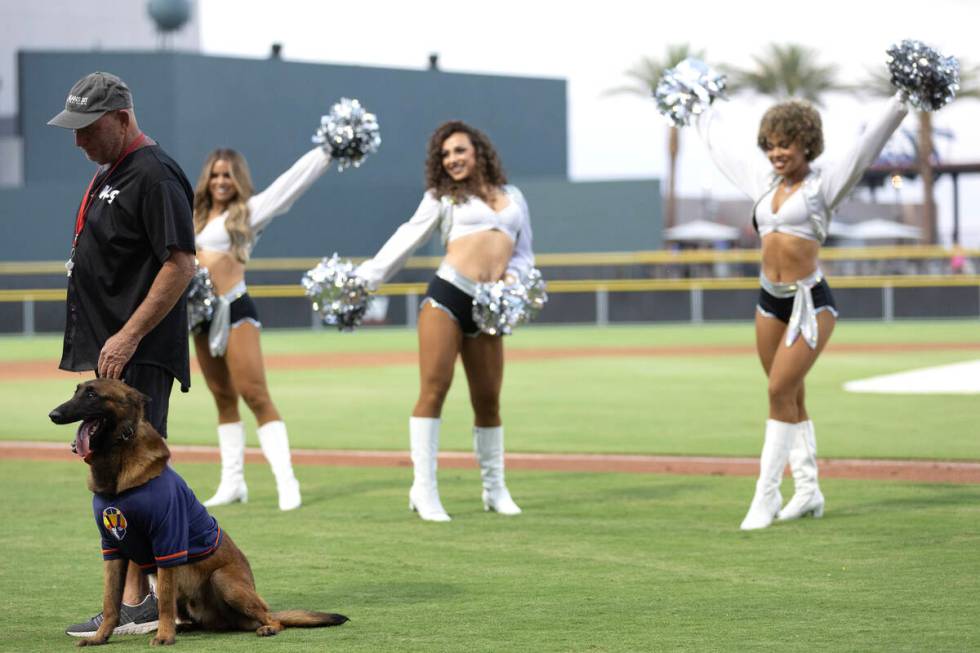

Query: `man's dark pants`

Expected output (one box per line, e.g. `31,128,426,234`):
122,364,174,438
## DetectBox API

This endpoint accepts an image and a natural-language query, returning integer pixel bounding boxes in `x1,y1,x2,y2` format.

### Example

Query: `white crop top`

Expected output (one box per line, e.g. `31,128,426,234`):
752,177,825,242
697,94,908,242
356,184,534,289
196,147,331,256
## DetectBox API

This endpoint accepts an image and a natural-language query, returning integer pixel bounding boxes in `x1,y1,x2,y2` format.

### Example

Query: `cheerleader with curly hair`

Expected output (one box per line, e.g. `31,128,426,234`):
697,94,908,529
357,121,535,522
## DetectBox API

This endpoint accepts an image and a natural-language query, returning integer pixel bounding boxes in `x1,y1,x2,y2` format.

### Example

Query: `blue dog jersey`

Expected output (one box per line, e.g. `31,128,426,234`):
93,466,223,572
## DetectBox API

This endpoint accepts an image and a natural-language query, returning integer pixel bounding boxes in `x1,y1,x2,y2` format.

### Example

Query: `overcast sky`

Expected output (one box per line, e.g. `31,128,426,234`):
199,0,980,245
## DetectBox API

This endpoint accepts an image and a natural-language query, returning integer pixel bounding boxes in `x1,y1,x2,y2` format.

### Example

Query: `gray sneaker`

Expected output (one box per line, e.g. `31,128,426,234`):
65,593,159,637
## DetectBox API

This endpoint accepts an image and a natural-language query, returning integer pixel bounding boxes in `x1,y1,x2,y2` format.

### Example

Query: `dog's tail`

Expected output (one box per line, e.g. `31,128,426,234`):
269,610,349,628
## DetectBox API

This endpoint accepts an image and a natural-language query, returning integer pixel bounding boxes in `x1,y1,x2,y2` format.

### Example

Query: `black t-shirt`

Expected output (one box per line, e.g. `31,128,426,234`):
60,143,196,390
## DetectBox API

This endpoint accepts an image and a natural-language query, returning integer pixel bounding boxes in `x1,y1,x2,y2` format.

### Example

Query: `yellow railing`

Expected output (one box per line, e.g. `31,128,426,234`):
2,274,978,303
1,245,977,276
0,289,67,302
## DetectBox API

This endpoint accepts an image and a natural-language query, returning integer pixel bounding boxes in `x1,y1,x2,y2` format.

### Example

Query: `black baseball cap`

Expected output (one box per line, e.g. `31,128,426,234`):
47,72,134,129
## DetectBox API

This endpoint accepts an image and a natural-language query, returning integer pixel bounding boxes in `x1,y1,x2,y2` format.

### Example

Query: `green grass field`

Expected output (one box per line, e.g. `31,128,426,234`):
1,461,978,652
0,321,978,651
2,321,977,459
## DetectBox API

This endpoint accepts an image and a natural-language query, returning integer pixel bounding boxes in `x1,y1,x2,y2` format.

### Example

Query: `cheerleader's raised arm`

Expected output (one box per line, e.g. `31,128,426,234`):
696,105,773,201
195,147,332,263
820,94,908,209
247,147,332,233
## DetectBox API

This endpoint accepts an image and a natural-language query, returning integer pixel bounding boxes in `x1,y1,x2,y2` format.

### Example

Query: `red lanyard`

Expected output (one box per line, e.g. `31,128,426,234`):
72,132,147,249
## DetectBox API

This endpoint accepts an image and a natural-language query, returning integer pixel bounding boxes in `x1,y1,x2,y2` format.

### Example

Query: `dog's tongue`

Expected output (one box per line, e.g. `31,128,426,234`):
74,420,95,462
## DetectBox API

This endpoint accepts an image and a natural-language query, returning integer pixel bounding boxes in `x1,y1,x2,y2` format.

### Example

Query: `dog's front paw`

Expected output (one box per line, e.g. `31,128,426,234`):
150,634,175,646
256,625,280,637
76,635,108,647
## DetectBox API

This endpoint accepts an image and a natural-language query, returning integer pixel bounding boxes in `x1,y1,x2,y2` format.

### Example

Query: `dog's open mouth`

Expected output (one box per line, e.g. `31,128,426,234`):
73,418,103,463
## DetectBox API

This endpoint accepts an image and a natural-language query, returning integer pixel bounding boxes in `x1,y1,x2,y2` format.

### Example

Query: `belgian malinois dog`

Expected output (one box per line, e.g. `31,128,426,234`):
50,378,348,646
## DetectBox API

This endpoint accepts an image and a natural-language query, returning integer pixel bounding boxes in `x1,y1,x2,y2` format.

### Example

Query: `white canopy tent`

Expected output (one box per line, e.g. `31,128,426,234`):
828,221,857,239
831,218,922,241
848,218,922,240
663,220,739,242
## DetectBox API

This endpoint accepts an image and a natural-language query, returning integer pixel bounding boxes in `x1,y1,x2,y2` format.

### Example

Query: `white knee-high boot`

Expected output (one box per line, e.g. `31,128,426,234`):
257,420,301,511
473,425,522,515
778,420,825,521
740,419,795,530
408,417,451,522
203,422,248,507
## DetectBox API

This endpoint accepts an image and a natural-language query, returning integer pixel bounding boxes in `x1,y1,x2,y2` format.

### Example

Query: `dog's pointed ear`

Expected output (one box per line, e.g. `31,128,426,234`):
121,385,151,414
119,378,151,409
132,390,151,410
119,389,151,441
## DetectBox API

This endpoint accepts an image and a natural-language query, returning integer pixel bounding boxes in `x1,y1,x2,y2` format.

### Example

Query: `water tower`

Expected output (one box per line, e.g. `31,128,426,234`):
147,0,192,49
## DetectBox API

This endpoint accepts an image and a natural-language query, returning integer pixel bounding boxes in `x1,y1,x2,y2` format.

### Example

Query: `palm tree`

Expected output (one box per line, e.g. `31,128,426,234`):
864,62,980,244
722,43,850,104
944,65,980,244
608,44,705,230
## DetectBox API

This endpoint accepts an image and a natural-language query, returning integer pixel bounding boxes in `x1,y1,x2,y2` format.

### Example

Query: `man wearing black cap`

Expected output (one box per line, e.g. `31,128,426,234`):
48,71,196,638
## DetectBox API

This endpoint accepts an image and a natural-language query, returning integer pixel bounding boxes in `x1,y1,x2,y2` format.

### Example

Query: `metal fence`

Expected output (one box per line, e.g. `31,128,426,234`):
2,246,978,334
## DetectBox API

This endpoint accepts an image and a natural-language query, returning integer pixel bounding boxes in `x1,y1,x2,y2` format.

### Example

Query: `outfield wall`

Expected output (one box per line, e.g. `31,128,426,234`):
2,270,977,334
4,247,977,333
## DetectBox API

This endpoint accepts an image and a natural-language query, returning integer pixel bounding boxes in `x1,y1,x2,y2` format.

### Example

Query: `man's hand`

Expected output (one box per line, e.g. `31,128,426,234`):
99,248,194,379
99,330,139,379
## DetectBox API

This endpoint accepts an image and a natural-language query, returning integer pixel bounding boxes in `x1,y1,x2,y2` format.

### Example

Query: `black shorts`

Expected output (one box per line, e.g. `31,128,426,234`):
122,364,175,438
758,278,837,324
200,292,261,330
424,276,480,337
228,292,260,328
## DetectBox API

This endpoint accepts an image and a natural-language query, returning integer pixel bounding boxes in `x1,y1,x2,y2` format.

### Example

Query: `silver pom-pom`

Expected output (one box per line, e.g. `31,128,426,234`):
187,261,215,334
886,40,959,112
521,268,548,323
312,97,382,171
472,281,523,336
472,270,548,336
654,58,727,127
301,253,370,330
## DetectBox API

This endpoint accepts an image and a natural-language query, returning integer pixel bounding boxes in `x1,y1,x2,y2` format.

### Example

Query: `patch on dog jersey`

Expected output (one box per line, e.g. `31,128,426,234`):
102,506,128,540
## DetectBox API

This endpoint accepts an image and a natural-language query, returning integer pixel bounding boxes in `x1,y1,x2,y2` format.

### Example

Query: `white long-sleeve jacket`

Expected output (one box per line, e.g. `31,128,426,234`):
697,94,908,242
196,147,331,256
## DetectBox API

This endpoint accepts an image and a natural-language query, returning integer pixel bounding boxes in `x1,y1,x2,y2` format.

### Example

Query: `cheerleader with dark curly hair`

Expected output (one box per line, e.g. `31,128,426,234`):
697,94,908,529
357,121,535,522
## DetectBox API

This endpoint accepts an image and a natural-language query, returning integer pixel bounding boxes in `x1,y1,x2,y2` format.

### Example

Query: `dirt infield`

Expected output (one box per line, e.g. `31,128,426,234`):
3,441,978,484
3,341,980,381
